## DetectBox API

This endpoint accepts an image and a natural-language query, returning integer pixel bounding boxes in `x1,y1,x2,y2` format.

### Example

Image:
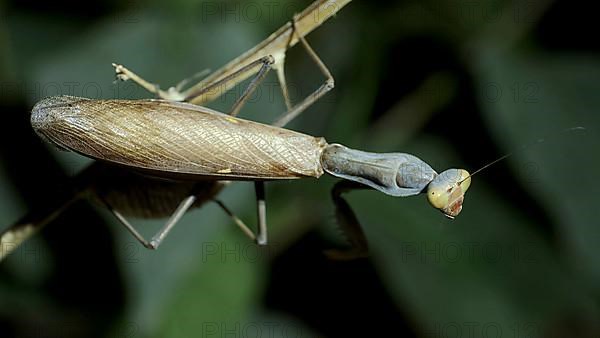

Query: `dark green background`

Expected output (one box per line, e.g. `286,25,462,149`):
1,0,599,337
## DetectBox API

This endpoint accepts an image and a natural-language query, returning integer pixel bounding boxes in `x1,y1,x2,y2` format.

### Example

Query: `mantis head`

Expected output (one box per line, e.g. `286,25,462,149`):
427,169,471,219
320,144,473,218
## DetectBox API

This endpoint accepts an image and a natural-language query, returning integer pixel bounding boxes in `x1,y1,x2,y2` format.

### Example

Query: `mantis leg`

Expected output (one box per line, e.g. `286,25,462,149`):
100,195,197,250
212,181,268,246
273,16,335,128
226,59,273,117
114,17,334,128
255,182,268,246
114,56,275,118
112,56,275,104
213,200,256,242
324,181,370,260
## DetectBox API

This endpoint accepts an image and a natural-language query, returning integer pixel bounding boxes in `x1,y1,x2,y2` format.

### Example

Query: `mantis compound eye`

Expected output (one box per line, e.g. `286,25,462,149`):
426,169,471,218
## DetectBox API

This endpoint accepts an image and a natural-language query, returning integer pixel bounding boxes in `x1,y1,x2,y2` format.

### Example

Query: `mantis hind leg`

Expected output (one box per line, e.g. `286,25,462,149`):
213,181,268,246
100,194,197,250
325,181,370,260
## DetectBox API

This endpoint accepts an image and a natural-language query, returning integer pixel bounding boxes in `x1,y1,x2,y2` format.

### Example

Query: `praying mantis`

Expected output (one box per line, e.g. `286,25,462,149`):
1,0,472,261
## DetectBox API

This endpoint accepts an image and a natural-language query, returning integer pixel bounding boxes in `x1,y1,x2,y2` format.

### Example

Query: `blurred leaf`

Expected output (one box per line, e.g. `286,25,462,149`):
472,47,600,289
158,228,264,337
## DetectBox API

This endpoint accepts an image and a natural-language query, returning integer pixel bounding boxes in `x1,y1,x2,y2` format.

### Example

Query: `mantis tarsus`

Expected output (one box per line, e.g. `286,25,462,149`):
1,0,473,261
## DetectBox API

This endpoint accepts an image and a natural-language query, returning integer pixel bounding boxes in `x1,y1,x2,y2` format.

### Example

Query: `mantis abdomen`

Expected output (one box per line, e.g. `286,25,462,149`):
31,96,327,181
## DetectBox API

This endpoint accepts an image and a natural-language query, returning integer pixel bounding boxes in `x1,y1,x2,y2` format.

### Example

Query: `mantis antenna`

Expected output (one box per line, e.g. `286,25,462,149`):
458,126,587,185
